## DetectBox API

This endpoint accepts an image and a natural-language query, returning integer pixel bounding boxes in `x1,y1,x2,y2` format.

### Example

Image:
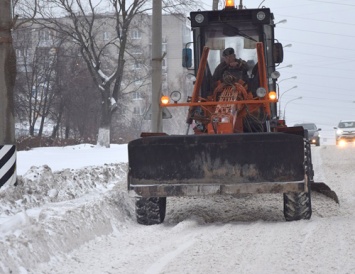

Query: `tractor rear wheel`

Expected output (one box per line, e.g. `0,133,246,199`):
135,197,166,225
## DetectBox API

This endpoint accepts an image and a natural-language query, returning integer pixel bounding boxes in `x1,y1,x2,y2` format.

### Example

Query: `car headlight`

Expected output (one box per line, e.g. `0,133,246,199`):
336,129,343,135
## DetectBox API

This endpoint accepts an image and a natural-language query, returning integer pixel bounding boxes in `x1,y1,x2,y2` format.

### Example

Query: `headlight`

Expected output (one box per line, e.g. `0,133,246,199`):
256,11,266,21
256,87,267,98
195,14,204,24
271,71,280,79
336,129,343,135
170,90,181,103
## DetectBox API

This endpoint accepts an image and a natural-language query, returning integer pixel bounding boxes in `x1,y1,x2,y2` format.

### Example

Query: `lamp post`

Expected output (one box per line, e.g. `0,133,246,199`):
278,85,298,117
279,76,297,84
283,96,302,120
275,19,287,25
278,64,292,69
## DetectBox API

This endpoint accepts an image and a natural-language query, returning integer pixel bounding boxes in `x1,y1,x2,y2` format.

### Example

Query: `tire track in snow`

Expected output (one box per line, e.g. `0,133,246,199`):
144,236,196,274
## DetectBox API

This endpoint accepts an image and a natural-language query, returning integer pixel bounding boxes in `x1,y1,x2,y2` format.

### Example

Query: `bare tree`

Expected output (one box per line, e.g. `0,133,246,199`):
53,47,100,140
13,0,201,147
13,25,60,137
13,25,100,141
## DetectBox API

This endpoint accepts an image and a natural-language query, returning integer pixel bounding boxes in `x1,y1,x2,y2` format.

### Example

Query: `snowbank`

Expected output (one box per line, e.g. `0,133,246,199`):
0,158,134,274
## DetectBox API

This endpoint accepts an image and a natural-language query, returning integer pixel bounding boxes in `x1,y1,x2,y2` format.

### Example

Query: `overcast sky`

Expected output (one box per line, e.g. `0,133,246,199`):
200,0,355,143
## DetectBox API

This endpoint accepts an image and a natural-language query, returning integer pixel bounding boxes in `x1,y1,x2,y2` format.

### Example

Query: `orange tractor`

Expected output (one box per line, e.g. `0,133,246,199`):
128,3,338,225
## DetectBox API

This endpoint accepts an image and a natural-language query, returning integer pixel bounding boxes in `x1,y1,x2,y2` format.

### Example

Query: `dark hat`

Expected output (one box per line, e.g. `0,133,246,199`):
223,47,235,56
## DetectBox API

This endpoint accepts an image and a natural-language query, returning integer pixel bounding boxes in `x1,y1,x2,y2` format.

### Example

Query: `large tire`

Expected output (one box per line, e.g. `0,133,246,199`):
283,191,312,221
283,139,312,221
135,197,166,225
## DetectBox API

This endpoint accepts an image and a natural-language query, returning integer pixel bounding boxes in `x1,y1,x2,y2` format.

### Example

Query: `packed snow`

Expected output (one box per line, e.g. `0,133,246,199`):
1,144,355,274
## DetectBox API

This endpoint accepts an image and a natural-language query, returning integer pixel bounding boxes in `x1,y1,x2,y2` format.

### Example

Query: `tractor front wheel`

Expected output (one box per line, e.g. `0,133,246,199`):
283,138,312,221
135,197,166,225
283,191,312,221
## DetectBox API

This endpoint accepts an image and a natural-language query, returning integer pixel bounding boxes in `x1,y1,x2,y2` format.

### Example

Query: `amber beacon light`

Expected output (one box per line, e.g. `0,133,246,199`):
225,0,235,8
268,91,277,101
161,95,169,104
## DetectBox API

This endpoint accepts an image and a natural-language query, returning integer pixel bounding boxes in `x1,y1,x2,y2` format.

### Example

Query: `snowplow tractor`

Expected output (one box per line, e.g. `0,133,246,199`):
128,5,337,225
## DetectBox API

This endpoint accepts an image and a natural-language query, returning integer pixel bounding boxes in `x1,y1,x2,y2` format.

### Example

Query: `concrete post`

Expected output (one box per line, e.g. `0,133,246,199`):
0,0,17,188
151,0,162,132
0,0,16,144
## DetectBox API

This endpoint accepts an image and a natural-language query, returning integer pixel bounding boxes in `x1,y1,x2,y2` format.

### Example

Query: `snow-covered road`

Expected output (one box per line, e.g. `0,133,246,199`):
36,146,355,274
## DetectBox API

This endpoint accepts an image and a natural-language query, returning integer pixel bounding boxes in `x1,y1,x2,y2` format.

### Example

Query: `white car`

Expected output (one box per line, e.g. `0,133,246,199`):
334,120,355,145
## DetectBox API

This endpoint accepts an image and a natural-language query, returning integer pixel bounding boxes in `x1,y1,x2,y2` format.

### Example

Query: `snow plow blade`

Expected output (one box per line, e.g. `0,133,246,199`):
128,133,308,197
311,182,339,203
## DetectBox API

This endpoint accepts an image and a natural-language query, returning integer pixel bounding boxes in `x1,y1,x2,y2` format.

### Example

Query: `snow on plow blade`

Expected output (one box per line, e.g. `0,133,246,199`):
128,133,307,197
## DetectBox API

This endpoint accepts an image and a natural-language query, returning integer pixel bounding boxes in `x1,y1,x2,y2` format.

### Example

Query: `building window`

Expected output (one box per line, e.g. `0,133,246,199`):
162,43,167,69
162,58,167,68
135,79,143,86
134,60,142,70
162,43,167,52
103,31,110,41
132,91,142,100
132,47,143,56
162,73,168,91
16,48,28,57
39,29,51,42
131,29,141,39
133,106,144,115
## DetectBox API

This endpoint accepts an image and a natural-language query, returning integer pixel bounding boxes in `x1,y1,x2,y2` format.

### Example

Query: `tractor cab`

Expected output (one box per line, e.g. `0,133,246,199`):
185,7,283,121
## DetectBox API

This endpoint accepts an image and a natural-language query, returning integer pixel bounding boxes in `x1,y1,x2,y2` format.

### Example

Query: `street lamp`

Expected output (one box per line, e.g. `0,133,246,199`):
280,85,298,101
283,96,302,120
275,19,287,25
284,44,292,48
278,64,292,69
278,85,298,117
278,76,297,84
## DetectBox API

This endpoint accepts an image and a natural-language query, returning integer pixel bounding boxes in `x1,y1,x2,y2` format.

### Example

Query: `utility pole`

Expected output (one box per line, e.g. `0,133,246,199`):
212,0,219,10
0,0,16,143
151,0,162,132
0,0,17,188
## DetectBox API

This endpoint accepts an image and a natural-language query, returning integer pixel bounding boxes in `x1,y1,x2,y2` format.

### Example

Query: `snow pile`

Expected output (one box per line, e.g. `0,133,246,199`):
0,161,134,274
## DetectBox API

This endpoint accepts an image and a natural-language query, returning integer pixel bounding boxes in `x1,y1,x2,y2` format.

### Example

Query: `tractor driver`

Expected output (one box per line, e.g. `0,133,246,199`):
212,47,249,88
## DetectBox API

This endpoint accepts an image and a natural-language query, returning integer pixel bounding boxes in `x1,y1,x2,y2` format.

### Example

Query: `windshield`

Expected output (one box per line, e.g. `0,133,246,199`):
338,121,355,128
300,124,317,130
205,24,259,76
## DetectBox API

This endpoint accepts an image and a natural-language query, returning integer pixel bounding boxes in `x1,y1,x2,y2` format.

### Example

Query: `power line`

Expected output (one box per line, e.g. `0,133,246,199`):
281,40,355,52
285,50,355,61
278,26,355,38
307,0,355,7
276,14,355,27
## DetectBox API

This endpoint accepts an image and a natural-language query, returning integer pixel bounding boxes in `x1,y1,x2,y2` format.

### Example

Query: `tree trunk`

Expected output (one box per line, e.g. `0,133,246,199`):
96,88,111,148
0,0,16,144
